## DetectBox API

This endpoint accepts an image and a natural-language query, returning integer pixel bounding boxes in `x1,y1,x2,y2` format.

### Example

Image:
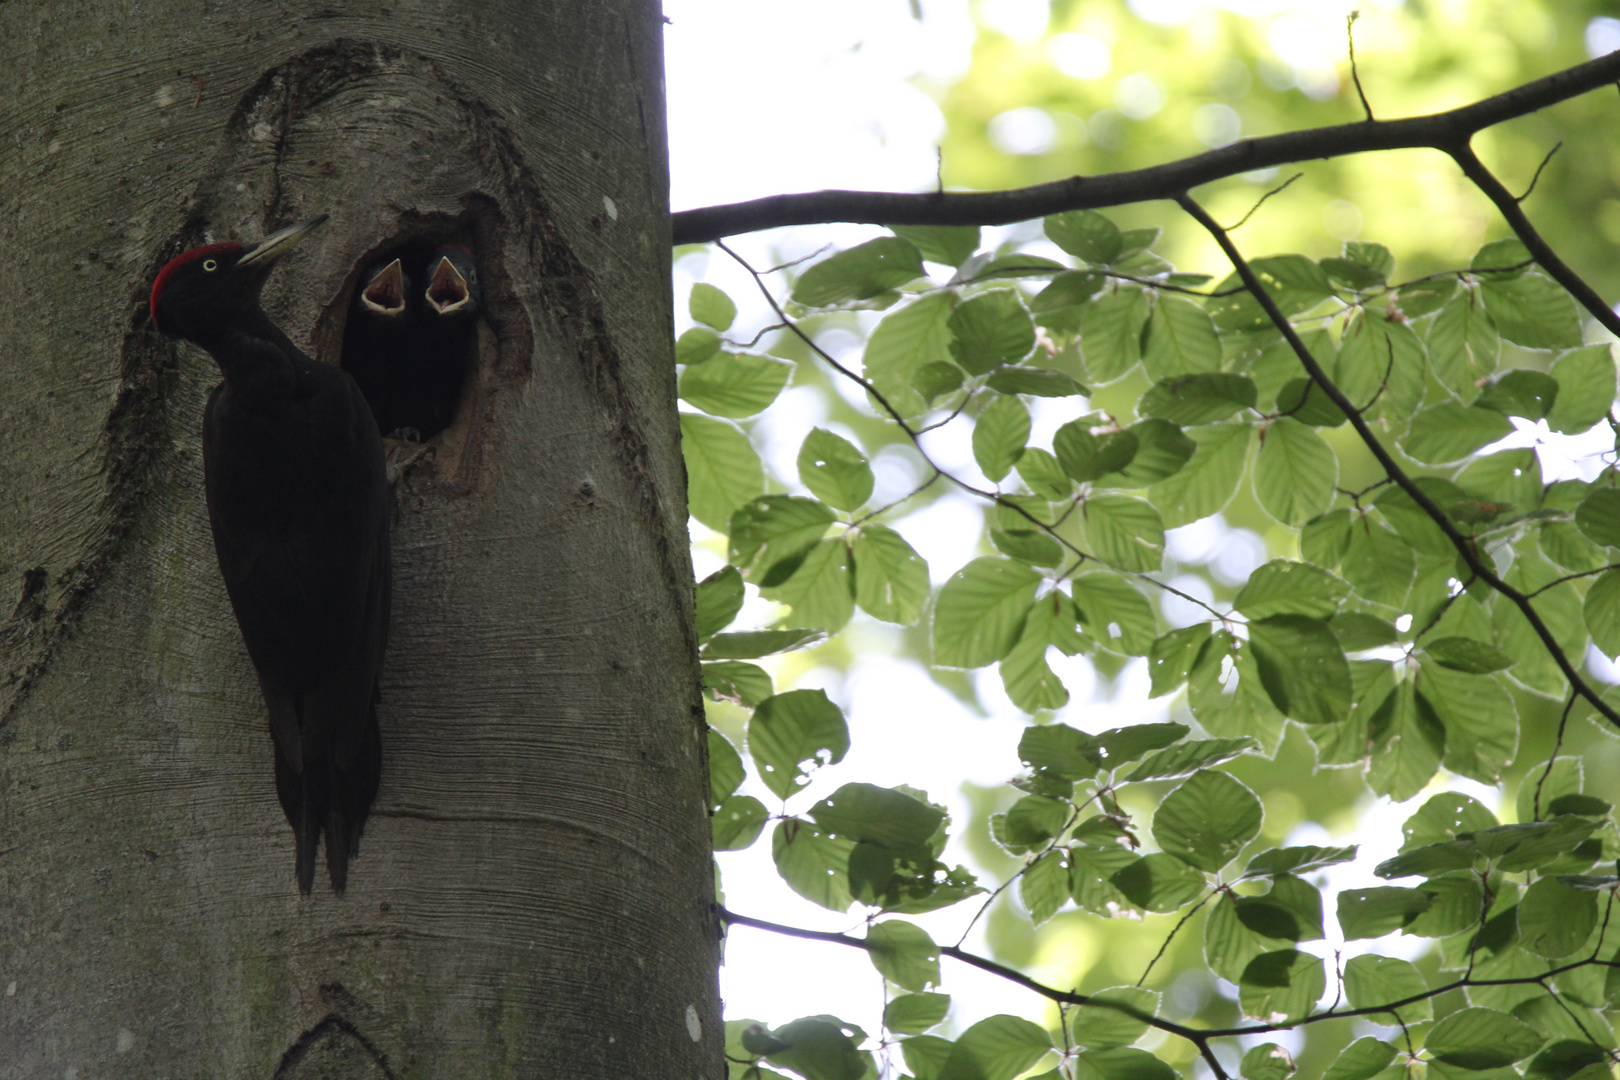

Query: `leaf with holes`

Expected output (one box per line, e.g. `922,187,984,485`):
1153,769,1263,873
852,526,930,625
749,689,850,799
797,428,873,511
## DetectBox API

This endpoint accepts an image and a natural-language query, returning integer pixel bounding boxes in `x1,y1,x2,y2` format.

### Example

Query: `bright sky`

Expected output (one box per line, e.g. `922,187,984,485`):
662,0,1620,1066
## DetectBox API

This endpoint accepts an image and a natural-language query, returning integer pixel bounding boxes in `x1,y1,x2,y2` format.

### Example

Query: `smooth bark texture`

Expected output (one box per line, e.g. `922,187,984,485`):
0,4,720,1076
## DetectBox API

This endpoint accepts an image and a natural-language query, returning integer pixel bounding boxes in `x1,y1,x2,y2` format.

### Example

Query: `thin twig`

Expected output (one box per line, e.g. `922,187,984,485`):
1516,141,1563,203
1347,11,1374,122
1223,172,1304,232
1531,692,1578,820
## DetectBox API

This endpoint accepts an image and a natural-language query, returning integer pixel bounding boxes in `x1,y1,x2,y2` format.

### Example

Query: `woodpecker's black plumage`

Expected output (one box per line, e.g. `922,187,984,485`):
150,216,389,894
342,242,480,441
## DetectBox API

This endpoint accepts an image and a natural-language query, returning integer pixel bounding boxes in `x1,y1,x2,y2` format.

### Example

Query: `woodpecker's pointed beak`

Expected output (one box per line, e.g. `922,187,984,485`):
360,259,407,317
425,255,472,315
237,214,329,269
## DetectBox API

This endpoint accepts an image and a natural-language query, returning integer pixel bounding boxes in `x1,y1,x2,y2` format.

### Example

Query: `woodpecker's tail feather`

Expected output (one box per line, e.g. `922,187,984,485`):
272,699,382,895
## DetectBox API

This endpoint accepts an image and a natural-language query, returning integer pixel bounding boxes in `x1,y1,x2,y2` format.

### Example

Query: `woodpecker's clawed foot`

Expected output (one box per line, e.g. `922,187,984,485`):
360,259,408,317
385,439,434,485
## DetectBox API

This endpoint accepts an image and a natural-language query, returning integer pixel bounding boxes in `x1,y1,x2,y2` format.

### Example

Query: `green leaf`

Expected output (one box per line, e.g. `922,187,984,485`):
1472,238,1533,275
702,629,825,660
986,366,1087,397
1148,624,1212,697
932,557,1042,668
1115,419,1196,486
760,540,855,632
1585,569,1620,657
863,292,956,418
810,783,946,849
902,1034,954,1080
1021,850,1071,924
1322,258,1385,291
1396,275,1458,318
1142,295,1222,378
973,394,1031,482
1405,793,1512,847
1337,310,1426,419
1247,614,1351,724
1072,1047,1178,1080
1547,345,1617,434
1081,495,1165,572
681,413,765,530
1233,560,1350,620
773,821,854,911
1152,769,1263,872
1032,270,1105,314
1110,853,1208,913
1343,954,1431,1023
1426,1008,1546,1070
701,660,774,706
793,237,925,306
1014,447,1074,501
1046,210,1124,265
1517,876,1599,959
714,794,769,850
729,495,836,583
1241,1044,1297,1080
866,920,940,991
1324,1039,1398,1080
1070,844,1142,917
696,566,746,642
1124,737,1258,782
1018,724,1099,783
1139,373,1257,425
1148,422,1251,528
1073,986,1158,1050
1330,612,1400,651
1188,631,1287,753
798,429,873,511
1422,636,1516,674
1428,285,1499,397
1238,950,1325,1023
676,325,723,365
1337,887,1432,939
1274,378,1347,427
852,526,930,625
1420,662,1518,784
1576,488,1620,547
914,360,967,403
1054,422,1140,483
1476,369,1560,420
950,291,1036,374
937,1015,1053,1080
709,727,746,807
1242,845,1359,878
885,993,951,1036
1081,288,1150,383
689,282,737,330
1071,573,1157,656
1481,273,1582,350
1002,595,1072,712
891,224,980,267
767,1017,871,1080
1364,682,1445,801
1254,419,1337,526
750,690,850,799
1208,255,1335,330
1401,403,1515,465
1095,722,1190,766
998,794,1073,851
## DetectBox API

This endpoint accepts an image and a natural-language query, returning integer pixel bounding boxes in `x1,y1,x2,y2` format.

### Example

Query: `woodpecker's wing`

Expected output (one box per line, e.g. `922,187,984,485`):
203,350,390,891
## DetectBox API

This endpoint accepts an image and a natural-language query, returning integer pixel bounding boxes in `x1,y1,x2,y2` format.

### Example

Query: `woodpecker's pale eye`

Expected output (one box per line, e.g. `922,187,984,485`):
203,259,219,272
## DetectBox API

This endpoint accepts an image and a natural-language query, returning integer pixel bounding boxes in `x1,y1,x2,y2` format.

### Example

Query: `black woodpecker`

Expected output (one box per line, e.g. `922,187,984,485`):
150,216,390,894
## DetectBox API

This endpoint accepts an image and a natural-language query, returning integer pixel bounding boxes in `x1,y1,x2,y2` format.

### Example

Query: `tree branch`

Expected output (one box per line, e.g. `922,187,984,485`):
1175,192,1620,734
672,52,1620,244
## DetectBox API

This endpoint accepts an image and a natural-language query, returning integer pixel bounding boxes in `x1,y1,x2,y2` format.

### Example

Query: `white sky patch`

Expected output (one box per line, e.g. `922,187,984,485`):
978,0,1052,44
1048,33,1113,80
989,107,1059,155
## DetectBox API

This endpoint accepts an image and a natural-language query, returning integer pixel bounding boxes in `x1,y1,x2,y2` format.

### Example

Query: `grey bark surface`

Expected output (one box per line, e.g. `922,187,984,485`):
0,4,720,1077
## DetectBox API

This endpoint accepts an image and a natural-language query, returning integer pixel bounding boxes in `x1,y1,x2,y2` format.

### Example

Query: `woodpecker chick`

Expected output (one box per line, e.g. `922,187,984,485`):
150,216,390,894
359,257,409,319
425,245,479,318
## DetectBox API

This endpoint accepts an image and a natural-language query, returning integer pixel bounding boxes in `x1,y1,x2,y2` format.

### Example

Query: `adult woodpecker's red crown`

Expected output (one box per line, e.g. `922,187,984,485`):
149,242,244,333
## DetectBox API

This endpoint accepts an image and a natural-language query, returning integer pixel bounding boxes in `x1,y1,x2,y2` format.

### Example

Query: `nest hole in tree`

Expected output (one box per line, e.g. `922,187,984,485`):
339,234,483,445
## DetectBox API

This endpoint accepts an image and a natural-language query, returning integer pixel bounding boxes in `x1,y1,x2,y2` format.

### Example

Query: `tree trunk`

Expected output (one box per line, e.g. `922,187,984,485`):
0,4,719,1075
